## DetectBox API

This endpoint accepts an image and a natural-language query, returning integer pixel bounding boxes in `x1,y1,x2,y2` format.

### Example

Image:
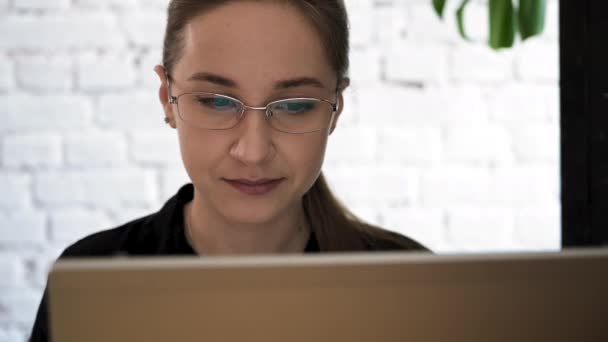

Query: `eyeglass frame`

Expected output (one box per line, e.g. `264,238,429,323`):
165,72,340,134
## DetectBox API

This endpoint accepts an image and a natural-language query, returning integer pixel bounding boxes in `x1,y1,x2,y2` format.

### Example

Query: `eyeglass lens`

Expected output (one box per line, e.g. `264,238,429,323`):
176,93,333,133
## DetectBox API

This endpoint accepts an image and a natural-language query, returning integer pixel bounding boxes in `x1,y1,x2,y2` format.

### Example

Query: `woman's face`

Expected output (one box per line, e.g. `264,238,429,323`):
157,1,346,225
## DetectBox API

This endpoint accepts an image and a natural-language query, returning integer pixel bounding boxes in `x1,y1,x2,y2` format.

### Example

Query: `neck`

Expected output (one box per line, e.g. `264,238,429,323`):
184,190,311,255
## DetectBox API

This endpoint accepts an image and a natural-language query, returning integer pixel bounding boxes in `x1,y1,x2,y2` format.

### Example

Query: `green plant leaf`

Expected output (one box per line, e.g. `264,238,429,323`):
489,0,516,49
456,0,472,40
518,0,546,40
433,0,447,18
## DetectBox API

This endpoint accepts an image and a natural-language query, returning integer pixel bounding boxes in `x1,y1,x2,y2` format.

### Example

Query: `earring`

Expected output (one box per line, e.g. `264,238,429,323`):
164,117,170,124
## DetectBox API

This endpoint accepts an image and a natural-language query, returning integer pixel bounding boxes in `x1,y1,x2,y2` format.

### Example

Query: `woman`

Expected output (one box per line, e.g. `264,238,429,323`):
30,0,428,340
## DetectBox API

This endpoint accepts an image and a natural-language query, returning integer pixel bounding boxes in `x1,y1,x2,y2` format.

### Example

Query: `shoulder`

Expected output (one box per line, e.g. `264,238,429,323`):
60,214,155,258
358,224,431,253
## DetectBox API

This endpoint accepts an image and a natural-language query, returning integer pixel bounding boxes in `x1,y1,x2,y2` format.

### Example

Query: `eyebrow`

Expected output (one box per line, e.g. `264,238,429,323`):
275,77,325,89
188,72,236,87
187,72,326,90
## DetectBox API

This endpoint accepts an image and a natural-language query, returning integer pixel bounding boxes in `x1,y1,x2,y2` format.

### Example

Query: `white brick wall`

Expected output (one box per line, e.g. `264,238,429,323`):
77,53,137,92
0,329,25,342
2,133,62,168
13,0,70,11
0,256,22,288
0,56,14,91
0,173,32,210
64,131,128,166
0,210,46,245
0,0,561,338
49,208,114,244
16,55,73,92
0,13,126,50
0,95,92,131
385,43,448,84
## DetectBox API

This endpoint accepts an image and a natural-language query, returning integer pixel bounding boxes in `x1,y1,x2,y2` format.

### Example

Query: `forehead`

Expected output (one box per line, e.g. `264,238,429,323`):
173,1,336,89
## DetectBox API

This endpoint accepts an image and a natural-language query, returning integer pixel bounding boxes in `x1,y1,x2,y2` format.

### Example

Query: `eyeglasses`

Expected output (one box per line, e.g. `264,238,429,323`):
168,92,338,134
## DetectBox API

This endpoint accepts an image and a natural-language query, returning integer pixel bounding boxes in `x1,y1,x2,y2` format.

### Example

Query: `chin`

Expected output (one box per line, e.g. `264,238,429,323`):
219,200,295,226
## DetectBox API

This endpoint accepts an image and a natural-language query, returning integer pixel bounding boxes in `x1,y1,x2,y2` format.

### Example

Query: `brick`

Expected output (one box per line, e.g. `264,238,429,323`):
0,210,46,244
0,287,42,326
97,92,167,129
451,44,515,82
121,11,167,48
0,256,22,287
516,39,559,82
0,173,30,210
0,329,26,342
514,205,561,250
489,84,557,123
433,85,489,123
0,56,14,91
0,13,126,50
2,133,62,168
138,49,162,88
492,166,560,206
420,166,492,206
49,208,113,243
45,243,67,261
65,131,128,166
446,207,516,252
130,129,182,165
33,171,85,205
13,0,70,10
19,252,54,289
358,84,488,126
16,55,72,92
34,169,158,208
357,86,445,125
348,48,381,85
160,167,190,201
444,123,514,165
0,94,92,132
325,126,377,165
75,0,137,8
372,4,408,48
136,0,169,9
381,206,444,250
385,43,448,84
405,3,461,43
377,126,441,165
345,0,374,48
323,166,419,207
77,54,137,92
512,123,559,163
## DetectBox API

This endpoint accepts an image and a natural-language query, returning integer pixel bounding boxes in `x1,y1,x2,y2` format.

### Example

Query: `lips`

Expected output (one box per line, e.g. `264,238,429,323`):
224,178,284,195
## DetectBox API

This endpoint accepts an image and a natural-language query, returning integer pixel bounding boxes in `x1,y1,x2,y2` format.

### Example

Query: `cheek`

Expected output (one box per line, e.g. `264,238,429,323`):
176,126,225,182
282,133,329,189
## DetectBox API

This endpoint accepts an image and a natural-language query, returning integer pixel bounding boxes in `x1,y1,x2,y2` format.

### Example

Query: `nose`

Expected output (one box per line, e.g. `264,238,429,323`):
229,108,276,165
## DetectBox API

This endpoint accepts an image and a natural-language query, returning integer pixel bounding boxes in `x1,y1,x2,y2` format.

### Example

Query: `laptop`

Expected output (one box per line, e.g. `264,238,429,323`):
48,248,608,342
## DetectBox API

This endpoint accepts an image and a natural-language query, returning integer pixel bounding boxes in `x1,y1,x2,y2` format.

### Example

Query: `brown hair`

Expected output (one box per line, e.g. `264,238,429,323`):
162,0,425,252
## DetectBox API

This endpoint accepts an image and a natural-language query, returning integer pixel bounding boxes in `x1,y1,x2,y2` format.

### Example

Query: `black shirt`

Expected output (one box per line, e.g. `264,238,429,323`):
29,183,427,341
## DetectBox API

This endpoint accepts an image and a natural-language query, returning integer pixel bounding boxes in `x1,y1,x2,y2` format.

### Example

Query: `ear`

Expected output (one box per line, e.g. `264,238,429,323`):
328,77,350,135
154,64,177,129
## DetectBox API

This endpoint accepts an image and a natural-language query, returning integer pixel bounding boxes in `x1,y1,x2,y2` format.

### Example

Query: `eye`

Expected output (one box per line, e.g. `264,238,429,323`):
195,94,239,112
272,99,317,115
